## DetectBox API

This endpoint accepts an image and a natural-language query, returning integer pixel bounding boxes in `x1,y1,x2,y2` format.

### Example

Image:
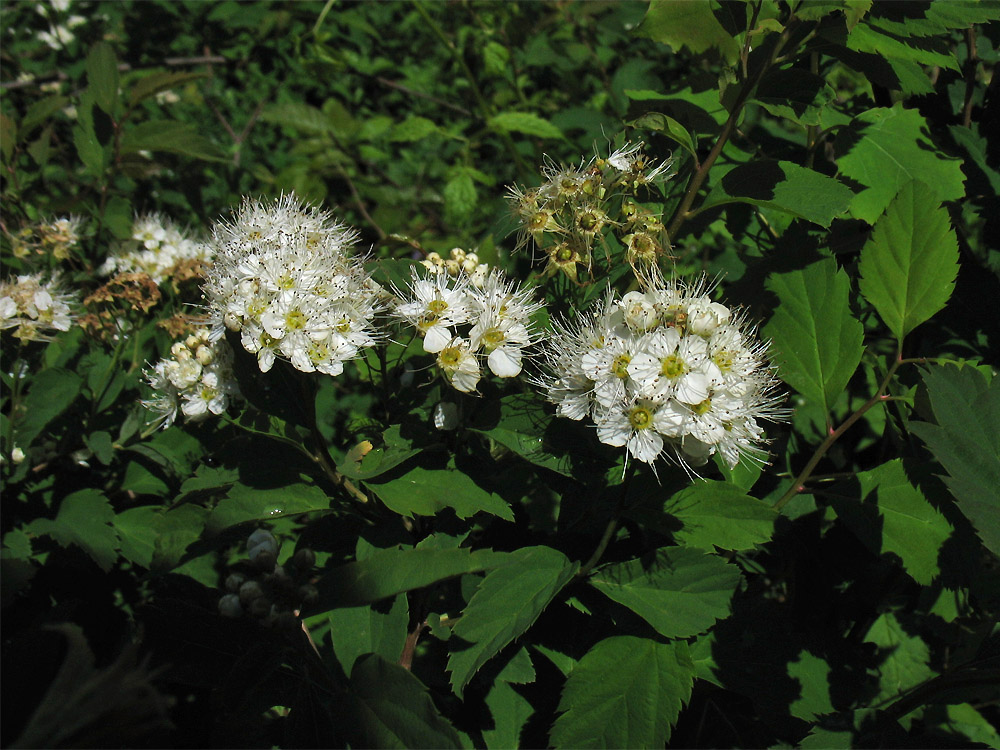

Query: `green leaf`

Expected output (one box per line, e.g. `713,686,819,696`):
337,435,421,481
847,22,959,72
832,460,952,586
321,593,409,674
550,637,695,749
443,171,477,223
150,505,208,572
483,679,534,750
19,95,69,139
313,546,508,608
933,704,1000,749
788,650,835,720
864,612,935,705
470,393,575,478
590,547,740,638
0,114,15,163
86,42,119,115
701,160,853,227
120,120,227,162
763,255,865,418
628,110,698,161
835,104,966,224
73,124,106,176
15,368,82,449
858,181,960,342
636,0,740,65
664,480,777,550
366,464,513,521
84,431,114,465
113,506,161,569
389,115,439,142
909,366,1000,557
488,111,564,140
448,546,578,696
206,481,331,533
128,71,206,106
24,490,119,572
345,654,463,749
103,195,134,241
754,70,835,126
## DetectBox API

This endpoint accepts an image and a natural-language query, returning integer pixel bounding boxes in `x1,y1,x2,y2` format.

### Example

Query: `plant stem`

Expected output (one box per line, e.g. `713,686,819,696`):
773,354,903,511
577,463,636,577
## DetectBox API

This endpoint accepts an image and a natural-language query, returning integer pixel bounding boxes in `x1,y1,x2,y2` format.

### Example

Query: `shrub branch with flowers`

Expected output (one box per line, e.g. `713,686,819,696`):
2,2,999,748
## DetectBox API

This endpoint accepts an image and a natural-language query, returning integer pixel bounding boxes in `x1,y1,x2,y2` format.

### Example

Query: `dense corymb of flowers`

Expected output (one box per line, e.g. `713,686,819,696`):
202,194,384,375
143,326,241,430
392,266,542,393
537,272,784,471
11,216,83,261
0,273,78,342
100,213,212,284
508,142,675,280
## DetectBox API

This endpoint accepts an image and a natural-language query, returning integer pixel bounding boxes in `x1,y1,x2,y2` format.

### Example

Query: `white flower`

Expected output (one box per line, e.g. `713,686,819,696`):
0,273,78,342
102,213,211,284
394,270,474,353
436,338,481,393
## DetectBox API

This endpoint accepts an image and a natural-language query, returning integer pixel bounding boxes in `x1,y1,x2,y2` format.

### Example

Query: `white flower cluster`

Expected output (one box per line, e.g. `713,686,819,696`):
35,1,86,49
203,194,384,375
0,272,77,342
538,274,783,471
420,247,489,287
393,268,542,393
143,326,241,430
100,213,212,284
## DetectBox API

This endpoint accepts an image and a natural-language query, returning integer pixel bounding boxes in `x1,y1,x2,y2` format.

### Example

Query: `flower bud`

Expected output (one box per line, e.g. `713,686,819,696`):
224,312,241,331
247,529,278,556
250,548,276,572
239,580,265,604
195,345,214,365
248,597,272,619
218,593,243,618
292,548,316,570
225,573,246,592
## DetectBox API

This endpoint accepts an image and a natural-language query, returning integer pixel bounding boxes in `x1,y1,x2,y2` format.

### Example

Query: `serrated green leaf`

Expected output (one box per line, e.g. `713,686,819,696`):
15,368,82,449
788,650,835,720
864,612,935,705
104,195,133,241
470,393,576,478
150,504,208,572
934,704,1000,749
488,111,564,140
858,181,959,341
120,120,226,161
483,679,533,750
754,70,835,126
129,71,205,106
835,104,966,224
847,22,959,72
448,546,577,696
664,480,777,550
701,159,853,227
628,110,698,160
86,42,119,115
832,459,952,586
113,506,161,569
24,490,119,572
366,464,513,521
763,255,864,417
389,115,438,142
550,637,695,749
345,654,463,749
73,124,106,176
636,0,740,65
261,102,335,136
84,431,114,465
444,171,476,224
313,547,508,608
320,593,409,675
909,367,1000,557
206,481,331,533
19,95,68,139
590,547,739,638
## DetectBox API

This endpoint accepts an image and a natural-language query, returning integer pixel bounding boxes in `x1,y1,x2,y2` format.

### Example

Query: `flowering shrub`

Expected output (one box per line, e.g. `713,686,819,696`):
2,2,999,749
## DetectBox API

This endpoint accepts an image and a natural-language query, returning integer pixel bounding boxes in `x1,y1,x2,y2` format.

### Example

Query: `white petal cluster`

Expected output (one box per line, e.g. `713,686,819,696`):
203,194,384,376
143,326,241,430
537,275,783,471
100,213,212,284
0,273,77,342
393,267,542,393
420,247,490,288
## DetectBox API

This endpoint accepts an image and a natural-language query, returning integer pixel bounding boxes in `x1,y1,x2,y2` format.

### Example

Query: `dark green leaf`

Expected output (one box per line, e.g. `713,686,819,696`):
103,195,134,241
120,120,227,162
84,431,114,465
909,367,1000,557
321,593,409,674
483,679,533,750
15,368,82,449
206,482,331,533
24,490,119,572
86,42,119,115
763,254,865,418
113,506,161,569
636,0,740,64
664,480,777,550
344,654,463,749
73,124,106,176
701,160,853,227
366,464,513,520
550,637,695,748
389,115,438,142
858,181,959,342
590,547,739,638
19,95,68,139
448,546,578,696
488,111,564,140
864,612,935,704
443,171,477,223
754,70,835,126
628,110,698,161
0,114,15,162
847,22,959,72
129,71,206,106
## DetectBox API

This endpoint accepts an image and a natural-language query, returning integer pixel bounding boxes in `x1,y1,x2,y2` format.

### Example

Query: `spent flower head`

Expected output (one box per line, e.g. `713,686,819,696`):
0,272,78,342
536,271,784,473
203,193,384,376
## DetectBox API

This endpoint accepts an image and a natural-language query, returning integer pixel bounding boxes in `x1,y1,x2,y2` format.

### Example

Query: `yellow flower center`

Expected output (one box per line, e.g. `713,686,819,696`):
611,354,631,379
482,328,505,350
439,346,461,367
428,298,449,315
713,350,734,373
692,398,713,415
628,406,653,430
660,355,686,379
285,310,307,331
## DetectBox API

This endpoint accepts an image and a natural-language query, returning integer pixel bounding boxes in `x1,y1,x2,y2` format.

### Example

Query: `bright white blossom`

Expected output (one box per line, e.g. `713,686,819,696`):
392,265,542,392
100,213,212,284
202,194,384,376
536,273,784,472
143,326,241,430
0,273,78,342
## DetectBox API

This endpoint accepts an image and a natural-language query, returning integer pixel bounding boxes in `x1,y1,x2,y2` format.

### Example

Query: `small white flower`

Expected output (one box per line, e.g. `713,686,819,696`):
0,273,78,342
436,338,481,393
